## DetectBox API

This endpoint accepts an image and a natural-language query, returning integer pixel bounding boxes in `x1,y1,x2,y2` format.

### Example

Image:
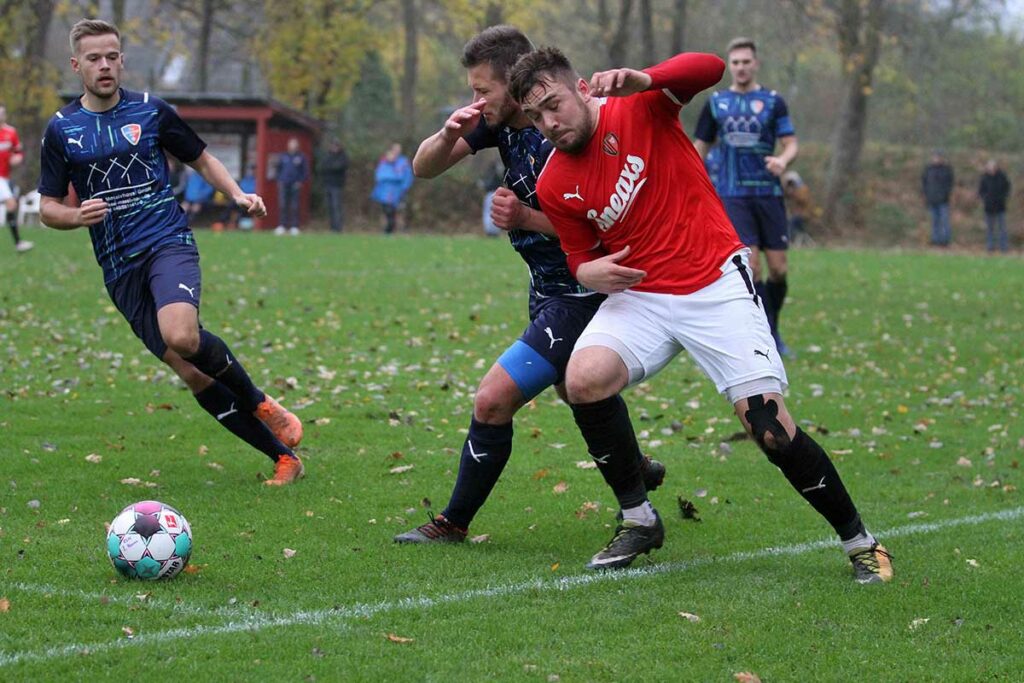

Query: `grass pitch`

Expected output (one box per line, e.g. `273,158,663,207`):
2,228,1022,681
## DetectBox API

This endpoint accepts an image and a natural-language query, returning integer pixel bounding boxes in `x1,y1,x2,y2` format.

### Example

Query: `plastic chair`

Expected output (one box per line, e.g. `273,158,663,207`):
18,190,41,227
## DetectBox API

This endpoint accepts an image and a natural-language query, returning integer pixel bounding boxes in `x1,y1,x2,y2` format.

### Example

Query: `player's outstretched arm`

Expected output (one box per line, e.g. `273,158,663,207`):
40,195,107,230
412,99,485,178
189,151,266,217
588,69,653,98
642,52,726,105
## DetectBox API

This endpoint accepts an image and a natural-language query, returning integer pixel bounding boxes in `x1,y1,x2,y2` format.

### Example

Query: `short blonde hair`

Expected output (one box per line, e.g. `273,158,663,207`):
70,19,120,54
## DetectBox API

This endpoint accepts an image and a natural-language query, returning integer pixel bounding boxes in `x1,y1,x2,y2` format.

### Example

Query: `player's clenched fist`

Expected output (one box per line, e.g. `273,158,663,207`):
440,99,486,143
76,198,109,226
235,193,267,218
490,187,525,231
588,68,652,98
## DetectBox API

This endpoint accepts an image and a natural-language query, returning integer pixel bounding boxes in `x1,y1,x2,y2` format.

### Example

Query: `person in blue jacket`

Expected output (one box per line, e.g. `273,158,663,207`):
371,142,413,234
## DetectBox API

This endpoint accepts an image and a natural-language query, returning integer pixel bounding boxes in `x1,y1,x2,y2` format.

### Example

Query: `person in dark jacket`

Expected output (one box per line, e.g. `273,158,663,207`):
978,159,1011,253
319,138,349,233
922,151,954,246
274,137,309,235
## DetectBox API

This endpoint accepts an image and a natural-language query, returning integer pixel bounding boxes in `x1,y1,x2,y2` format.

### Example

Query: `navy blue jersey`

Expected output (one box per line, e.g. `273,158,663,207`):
693,87,794,198
39,89,207,284
465,119,590,298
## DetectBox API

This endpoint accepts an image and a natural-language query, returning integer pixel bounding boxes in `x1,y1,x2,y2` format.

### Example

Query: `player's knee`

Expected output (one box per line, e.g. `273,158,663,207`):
161,328,200,357
564,373,608,405
743,394,792,454
473,382,518,424
768,265,788,281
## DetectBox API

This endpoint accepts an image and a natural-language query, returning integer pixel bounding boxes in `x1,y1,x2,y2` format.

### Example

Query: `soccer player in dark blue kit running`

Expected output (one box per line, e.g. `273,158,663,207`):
38,19,304,485
694,37,799,357
395,26,664,543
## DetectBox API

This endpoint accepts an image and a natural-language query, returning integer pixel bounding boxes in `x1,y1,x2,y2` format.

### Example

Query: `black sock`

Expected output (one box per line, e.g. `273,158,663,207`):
763,427,861,539
8,216,20,245
767,276,787,318
442,418,514,529
184,330,265,412
755,280,777,333
570,395,647,509
194,381,292,462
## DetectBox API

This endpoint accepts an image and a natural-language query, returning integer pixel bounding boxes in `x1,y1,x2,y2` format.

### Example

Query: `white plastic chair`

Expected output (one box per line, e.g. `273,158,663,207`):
18,190,41,227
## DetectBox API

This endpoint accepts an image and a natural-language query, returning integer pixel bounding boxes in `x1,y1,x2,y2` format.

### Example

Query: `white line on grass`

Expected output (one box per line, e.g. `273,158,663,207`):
6,582,255,620
2,505,1021,668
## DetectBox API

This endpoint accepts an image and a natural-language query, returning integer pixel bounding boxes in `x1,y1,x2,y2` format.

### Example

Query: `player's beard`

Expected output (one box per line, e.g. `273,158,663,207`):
485,95,518,130
552,104,594,154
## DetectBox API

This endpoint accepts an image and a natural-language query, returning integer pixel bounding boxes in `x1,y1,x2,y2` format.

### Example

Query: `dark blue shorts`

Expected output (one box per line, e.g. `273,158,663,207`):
496,293,605,400
106,243,202,360
722,196,789,251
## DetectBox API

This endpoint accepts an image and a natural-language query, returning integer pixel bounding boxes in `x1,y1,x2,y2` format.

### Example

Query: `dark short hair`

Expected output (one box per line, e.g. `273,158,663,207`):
461,25,534,82
509,47,579,104
726,37,756,56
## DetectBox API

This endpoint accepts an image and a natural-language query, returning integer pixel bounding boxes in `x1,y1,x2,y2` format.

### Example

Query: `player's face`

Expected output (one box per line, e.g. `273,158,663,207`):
728,48,758,87
521,77,594,154
72,33,124,99
467,63,518,129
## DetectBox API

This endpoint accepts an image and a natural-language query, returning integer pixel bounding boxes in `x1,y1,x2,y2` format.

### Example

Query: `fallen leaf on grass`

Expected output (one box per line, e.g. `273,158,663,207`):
470,534,490,544
551,562,560,571
909,617,930,630
122,626,135,638
386,633,414,644
0,597,9,612
575,460,597,470
678,611,701,622
532,468,549,480
183,564,206,575
966,558,980,568
283,548,297,559
734,673,762,683
389,465,414,474
85,454,102,464
677,497,701,522
552,481,568,494
956,457,972,467
575,501,600,520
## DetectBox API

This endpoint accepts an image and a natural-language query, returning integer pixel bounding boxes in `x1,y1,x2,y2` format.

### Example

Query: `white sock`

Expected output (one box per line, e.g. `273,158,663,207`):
621,501,656,526
842,530,877,554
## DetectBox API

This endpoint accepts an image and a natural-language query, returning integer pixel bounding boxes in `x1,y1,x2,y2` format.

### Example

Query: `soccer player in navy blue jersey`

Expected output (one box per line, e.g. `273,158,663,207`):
694,37,799,357
394,26,664,543
38,19,304,485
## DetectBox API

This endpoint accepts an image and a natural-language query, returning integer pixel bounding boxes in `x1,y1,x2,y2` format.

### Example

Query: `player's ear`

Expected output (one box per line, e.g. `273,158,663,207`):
577,77,591,98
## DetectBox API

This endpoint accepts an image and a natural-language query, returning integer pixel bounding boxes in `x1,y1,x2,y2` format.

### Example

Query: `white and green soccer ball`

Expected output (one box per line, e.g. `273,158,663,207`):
106,500,192,580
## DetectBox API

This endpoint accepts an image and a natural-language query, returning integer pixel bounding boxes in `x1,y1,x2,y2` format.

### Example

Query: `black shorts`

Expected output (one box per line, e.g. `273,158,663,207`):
496,293,605,400
106,243,202,360
722,196,789,251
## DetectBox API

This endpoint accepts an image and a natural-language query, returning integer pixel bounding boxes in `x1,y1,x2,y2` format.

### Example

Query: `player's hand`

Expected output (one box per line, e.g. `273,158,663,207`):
588,69,652,98
440,99,486,143
575,245,646,294
490,187,525,231
235,193,267,218
764,155,787,177
76,198,108,226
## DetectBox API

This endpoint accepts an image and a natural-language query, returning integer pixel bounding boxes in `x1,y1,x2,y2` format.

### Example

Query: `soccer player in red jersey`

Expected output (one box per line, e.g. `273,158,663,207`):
0,104,33,253
509,48,892,583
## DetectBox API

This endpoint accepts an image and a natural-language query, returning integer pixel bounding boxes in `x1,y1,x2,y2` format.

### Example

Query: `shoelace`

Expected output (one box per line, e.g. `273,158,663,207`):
851,545,892,572
416,512,454,539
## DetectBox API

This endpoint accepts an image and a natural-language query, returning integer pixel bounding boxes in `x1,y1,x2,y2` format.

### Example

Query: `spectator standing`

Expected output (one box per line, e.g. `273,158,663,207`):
782,170,814,246
319,138,349,233
0,104,32,253
274,137,309,235
978,159,1011,253
922,151,954,246
371,142,413,234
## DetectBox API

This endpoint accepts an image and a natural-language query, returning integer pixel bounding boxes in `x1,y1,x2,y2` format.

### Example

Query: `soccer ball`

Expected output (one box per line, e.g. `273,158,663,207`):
106,500,192,580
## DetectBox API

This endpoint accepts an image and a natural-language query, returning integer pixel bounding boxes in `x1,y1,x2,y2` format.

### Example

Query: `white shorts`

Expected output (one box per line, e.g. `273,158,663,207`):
0,178,12,203
575,249,788,402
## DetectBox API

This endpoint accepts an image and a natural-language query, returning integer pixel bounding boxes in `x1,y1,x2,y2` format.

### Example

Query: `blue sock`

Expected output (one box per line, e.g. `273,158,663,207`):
442,418,514,529
185,330,264,412
194,381,291,462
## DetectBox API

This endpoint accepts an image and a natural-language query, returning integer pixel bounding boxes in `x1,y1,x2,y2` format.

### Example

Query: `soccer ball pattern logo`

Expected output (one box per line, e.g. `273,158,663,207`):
106,500,192,580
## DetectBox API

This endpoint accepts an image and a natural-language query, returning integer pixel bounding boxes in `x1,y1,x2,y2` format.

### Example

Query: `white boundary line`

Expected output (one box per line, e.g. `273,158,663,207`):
2,506,1021,668
6,582,255,620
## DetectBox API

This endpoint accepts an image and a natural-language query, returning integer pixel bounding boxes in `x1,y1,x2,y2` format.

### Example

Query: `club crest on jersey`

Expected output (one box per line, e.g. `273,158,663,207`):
750,100,765,115
586,154,646,231
602,132,619,156
121,123,142,145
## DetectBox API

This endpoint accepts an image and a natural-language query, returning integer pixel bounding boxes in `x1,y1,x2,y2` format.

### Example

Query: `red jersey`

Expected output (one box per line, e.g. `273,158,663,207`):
537,53,743,295
0,124,22,179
